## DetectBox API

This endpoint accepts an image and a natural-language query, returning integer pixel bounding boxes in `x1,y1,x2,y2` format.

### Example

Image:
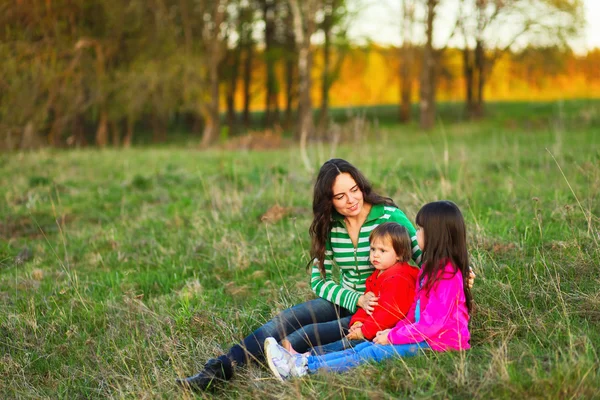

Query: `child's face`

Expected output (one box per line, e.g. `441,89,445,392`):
369,236,399,271
417,226,425,251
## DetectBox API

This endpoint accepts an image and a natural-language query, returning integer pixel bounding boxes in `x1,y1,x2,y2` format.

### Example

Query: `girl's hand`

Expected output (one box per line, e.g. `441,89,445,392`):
357,292,379,315
373,329,391,345
348,322,363,333
468,268,476,289
346,328,364,340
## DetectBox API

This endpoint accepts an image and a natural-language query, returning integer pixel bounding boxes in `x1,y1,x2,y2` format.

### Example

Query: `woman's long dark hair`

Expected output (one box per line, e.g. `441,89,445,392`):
415,200,473,313
309,159,396,276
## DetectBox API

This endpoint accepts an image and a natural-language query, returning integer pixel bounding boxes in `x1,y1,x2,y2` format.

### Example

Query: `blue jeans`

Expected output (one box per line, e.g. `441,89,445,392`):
306,340,430,373
310,337,367,355
227,298,354,366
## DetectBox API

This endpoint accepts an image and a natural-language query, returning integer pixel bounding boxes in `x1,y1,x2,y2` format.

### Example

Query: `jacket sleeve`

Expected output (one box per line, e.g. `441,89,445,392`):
359,272,416,339
310,239,362,312
350,308,368,326
387,272,462,345
389,209,422,267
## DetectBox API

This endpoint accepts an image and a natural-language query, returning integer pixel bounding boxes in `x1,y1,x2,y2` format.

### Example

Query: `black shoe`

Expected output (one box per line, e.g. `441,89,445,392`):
176,356,233,391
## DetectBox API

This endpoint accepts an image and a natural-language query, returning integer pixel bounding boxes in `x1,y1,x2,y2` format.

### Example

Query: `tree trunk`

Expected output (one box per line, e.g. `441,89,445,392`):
463,47,475,118
285,55,295,128
242,42,253,128
200,0,227,147
201,60,221,147
399,46,412,123
297,44,313,141
284,5,296,129
48,111,63,147
93,41,109,147
318,7,332,130
399,0,414,123
201,112,216,147
111,120,120,147
290,0,318,172
474,39,485,117
96,109,109,147
263,0,278,127
419,0,438,130
226,43,241,134
21,122,41,150
123,117,134,148
72,114,87,147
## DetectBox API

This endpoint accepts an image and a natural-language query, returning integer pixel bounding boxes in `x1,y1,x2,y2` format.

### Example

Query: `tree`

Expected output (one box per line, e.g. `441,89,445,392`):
199,0,229,147
261,0,280,126
74,38,111,147
240,2,257,128
223,1,253,134
459,0,584,118
417,0,461,129
419,0,439,130
289,0,321,171
399,0,416,123
318,0,350,129
283,4,297,128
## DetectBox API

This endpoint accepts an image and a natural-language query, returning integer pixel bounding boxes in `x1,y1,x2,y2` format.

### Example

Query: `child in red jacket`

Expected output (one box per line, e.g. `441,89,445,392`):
287,222,418,355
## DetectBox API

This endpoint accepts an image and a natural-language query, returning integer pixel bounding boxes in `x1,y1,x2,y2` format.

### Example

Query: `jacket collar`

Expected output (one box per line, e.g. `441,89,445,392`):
331,203,386,224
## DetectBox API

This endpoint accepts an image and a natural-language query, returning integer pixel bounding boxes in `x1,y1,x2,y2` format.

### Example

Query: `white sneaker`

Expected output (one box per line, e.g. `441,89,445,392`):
264,337,307,381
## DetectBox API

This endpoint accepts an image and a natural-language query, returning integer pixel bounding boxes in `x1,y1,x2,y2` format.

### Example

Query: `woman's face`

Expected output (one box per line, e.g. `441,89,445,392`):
331,173,364,217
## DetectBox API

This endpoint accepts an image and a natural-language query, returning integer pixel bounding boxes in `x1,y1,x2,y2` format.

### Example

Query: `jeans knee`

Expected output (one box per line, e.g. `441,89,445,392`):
358,345,383,361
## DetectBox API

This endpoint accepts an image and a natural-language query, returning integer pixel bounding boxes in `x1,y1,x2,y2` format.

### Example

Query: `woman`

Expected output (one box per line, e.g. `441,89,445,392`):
177,159,429,390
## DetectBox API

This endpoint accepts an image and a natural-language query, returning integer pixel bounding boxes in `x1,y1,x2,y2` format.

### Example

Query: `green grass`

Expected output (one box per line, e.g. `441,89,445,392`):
146,99,600,145
1,100,600,398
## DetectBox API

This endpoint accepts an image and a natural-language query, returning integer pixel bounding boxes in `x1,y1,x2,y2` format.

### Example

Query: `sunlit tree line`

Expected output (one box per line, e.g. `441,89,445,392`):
0,0,585,149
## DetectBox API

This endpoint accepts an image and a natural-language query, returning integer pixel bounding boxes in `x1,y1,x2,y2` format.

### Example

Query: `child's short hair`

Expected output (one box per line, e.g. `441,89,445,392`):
369,222,412,262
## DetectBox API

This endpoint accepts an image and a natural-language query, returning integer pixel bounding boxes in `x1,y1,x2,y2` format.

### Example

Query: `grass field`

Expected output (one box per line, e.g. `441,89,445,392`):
1,101,600,399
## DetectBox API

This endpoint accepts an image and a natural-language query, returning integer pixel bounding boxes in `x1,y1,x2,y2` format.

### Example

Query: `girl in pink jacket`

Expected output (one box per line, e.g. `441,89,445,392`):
264,200,473,378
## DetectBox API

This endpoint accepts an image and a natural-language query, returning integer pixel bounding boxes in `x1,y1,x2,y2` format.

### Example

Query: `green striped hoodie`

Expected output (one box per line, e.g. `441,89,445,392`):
310,204,422,312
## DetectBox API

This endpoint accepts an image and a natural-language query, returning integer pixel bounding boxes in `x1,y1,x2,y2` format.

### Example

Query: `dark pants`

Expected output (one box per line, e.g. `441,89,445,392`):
227,298,354,366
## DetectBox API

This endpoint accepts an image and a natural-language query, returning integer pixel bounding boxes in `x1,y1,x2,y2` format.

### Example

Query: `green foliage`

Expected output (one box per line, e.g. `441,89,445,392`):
1,105,599,398
0,0,216,149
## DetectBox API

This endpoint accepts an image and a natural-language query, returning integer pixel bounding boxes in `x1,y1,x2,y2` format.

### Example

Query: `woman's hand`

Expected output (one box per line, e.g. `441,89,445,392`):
468,268,476,289
357,292,379,315
373,329,391,345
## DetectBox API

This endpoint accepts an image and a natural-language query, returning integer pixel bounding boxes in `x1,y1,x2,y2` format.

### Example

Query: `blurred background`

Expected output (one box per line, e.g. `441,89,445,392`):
0,0,597,150
2,4,599,397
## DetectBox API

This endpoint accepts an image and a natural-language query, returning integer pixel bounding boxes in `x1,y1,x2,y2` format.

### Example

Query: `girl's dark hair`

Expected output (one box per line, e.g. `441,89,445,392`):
369,222,411,263
415,200,473,313
310,159,396,275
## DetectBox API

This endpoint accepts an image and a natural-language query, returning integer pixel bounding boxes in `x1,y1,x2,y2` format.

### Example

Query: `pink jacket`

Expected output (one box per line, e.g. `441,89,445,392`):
387,261,470,351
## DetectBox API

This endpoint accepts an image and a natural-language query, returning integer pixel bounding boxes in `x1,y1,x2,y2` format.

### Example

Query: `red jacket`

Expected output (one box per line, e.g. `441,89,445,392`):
350,262,419,340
